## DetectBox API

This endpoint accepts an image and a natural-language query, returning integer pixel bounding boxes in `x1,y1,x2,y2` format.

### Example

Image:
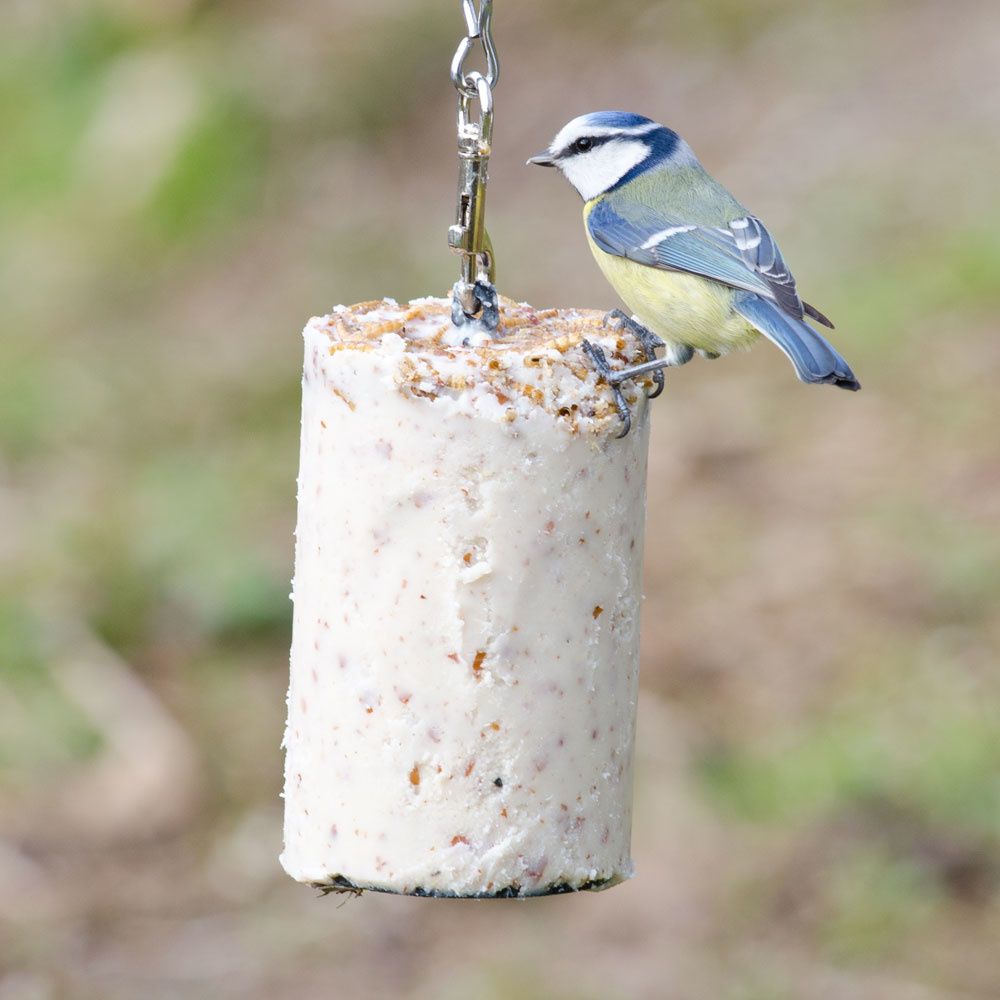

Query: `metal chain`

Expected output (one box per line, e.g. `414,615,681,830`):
447,0,500,334
450,0,499,96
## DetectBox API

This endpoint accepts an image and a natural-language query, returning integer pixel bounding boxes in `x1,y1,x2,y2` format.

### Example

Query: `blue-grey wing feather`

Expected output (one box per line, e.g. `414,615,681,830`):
725,216,805,319
588,200,832,326
588,200,773,298
650,226,774,298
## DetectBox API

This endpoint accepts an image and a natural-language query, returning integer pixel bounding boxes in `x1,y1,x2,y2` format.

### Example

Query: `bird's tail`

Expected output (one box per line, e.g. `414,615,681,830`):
734,293,860,391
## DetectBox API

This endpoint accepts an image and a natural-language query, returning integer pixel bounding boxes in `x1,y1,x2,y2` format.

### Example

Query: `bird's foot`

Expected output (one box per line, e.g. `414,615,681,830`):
581,340,632,439
604,309,666,398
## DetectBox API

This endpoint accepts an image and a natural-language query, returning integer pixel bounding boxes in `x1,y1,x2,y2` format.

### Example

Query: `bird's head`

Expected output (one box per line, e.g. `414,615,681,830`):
528,111,692,201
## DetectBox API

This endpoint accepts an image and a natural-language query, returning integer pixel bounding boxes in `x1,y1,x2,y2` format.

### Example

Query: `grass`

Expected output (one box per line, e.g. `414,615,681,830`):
697,646,1000,838
0,600,105,778
820,846,942,963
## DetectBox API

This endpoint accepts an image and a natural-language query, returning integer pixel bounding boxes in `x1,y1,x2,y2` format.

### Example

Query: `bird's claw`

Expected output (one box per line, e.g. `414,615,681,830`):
582,339,631,439
603,310,666,398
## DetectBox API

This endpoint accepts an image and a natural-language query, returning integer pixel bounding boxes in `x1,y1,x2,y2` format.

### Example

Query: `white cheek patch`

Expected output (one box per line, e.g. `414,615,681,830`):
558,141,650,201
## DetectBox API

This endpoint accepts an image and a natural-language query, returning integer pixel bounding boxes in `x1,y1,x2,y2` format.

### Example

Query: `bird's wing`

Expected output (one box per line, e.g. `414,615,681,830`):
588,199,830,325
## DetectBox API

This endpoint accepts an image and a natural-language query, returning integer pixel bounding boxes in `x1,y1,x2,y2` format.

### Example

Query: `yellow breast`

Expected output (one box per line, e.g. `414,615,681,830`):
584,204,759,356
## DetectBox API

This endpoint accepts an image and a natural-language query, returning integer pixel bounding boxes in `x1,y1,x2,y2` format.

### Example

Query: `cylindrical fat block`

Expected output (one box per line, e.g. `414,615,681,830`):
281,297,653,897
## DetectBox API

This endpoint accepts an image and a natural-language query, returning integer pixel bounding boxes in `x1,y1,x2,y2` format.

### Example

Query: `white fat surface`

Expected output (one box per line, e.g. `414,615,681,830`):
441,320,494,348
280,308,651,895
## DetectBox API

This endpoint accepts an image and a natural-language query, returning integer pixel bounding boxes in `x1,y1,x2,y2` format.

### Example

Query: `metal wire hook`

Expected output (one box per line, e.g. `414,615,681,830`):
451,0,499,97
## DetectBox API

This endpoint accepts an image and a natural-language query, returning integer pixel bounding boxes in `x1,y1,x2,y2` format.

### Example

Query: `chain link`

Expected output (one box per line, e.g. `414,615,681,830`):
447,0,500,333
450,0,499,97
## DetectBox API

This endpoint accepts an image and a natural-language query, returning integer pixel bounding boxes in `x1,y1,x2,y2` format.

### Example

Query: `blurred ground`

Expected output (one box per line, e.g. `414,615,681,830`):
1,1,999,998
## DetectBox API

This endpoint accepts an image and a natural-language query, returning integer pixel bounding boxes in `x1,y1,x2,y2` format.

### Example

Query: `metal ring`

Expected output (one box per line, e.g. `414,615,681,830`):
471,72,493,117
451,48,497,98
475,73,493,141
457,72,493,140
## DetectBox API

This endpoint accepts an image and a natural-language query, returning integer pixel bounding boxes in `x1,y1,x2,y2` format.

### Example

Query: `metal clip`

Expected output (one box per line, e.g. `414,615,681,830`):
447,3,500,334
448,73,496,327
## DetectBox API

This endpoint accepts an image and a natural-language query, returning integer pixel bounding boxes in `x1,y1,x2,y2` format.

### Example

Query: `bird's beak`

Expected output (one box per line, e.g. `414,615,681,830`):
526,152,556,167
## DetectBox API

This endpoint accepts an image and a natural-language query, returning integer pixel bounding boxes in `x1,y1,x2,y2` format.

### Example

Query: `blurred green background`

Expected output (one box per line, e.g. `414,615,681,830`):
1,1,998,997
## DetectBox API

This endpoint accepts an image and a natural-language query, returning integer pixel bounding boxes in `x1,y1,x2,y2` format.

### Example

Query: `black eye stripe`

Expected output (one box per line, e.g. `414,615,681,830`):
560,134,616,157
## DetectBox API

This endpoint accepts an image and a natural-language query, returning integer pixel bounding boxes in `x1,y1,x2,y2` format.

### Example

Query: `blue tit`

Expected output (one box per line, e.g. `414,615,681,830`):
528,111,859,432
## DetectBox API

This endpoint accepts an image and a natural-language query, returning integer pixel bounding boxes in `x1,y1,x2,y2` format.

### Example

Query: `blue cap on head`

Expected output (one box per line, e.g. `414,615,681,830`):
579,111,657,130
529,110,687,199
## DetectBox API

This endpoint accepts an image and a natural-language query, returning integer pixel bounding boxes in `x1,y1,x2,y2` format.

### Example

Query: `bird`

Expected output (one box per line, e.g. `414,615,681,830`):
528,111,859,435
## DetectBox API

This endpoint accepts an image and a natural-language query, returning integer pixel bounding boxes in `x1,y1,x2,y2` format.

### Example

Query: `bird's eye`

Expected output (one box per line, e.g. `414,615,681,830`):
573,137,593,153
